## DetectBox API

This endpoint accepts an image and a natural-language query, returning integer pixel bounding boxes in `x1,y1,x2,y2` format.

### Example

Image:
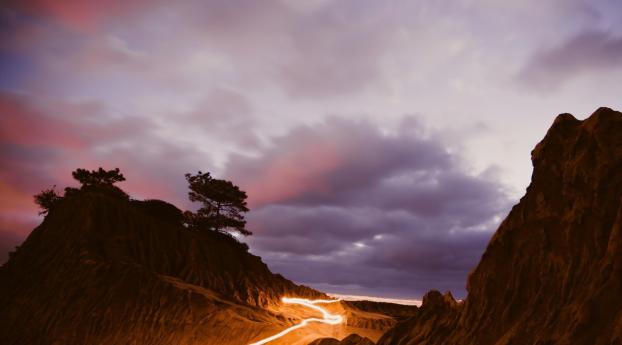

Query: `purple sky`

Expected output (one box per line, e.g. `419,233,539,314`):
1,0,622,299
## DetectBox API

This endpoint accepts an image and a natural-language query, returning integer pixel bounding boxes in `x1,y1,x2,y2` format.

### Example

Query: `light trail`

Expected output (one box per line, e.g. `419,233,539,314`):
249,297,343,345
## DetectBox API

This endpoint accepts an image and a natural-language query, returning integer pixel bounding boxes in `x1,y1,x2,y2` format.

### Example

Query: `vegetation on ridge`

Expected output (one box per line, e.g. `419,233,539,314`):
34,167,252,240
184,171,251,236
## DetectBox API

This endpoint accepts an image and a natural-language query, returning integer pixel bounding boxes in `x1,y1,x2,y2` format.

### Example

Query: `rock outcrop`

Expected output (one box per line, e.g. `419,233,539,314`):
343,300,419,321
309,334,376,345
378,107,622,345
0,191,324,345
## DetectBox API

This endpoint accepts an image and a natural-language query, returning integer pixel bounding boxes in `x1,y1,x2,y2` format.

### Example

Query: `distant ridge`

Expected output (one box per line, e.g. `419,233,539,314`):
328,294,421,306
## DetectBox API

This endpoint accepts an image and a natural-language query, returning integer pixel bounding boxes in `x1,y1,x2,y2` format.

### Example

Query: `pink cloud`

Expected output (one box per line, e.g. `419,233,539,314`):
0,94,86,149
243,140,343,207
0,180,36,215
226,119,392,207
225,117,460,211
0,171,43,253
0,92,195,246
8,0,151,32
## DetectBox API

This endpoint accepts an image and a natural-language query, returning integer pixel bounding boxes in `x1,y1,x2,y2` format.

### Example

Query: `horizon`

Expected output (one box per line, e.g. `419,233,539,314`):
2,0,622,300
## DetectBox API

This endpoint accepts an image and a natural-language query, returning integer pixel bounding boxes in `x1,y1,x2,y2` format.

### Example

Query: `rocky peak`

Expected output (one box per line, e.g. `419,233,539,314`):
378,107,622,345
419,290,457,313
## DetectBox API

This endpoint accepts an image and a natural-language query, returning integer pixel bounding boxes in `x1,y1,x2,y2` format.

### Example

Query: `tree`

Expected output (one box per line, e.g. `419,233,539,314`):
184,171,251,236
72,167,126,187
34,186,63,215
33,168,127,215
68,167,128,199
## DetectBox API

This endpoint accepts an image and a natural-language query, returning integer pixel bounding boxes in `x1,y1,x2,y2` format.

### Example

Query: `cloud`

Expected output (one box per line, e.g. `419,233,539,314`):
0,93,87,149
518,30,622,89
0,187,40,264
0,91,210,252
0,229,27,264
2,0,153,32
226,117,512,298
183,88,260,148
227,117,453,207
272,1,399,98
2,0,620,299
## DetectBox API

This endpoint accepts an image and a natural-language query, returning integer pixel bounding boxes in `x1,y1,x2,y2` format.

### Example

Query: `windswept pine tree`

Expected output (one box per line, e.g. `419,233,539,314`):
184,171,252,236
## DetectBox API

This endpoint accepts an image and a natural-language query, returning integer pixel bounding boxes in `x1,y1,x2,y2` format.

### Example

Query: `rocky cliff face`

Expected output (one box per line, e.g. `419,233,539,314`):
0,192,324,345
378,107,622,345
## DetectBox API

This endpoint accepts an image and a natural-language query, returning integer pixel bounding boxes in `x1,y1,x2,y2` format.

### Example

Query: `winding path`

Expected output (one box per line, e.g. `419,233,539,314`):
249,297,343,345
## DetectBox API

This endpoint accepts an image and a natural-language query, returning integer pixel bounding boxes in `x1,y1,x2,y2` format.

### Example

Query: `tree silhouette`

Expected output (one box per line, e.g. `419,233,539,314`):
184,171,251,236
34,186,62,215
67,167,128,199
33,168,127,215
72,167,126,186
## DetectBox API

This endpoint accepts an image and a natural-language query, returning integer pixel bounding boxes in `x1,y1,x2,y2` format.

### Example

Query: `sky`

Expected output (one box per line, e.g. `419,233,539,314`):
1,0,622,299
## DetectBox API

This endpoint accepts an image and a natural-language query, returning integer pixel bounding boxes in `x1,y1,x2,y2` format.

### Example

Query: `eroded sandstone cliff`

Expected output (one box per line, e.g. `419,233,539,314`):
0,191,324,344
378,107,622,345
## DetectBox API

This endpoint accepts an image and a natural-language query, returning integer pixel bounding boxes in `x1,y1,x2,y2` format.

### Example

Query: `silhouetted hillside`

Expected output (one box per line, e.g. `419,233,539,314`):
378,107,622,345
0,189,324,344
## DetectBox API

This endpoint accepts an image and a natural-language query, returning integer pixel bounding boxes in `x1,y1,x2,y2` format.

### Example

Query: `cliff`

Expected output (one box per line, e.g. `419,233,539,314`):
0,191,324,345
378,107,622,345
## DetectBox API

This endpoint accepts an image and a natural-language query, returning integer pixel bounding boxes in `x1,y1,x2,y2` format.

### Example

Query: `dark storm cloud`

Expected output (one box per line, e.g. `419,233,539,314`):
227,118,512,298
519,30,622,89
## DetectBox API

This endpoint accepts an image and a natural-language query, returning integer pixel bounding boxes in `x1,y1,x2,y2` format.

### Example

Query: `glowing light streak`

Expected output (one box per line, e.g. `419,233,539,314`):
248,297,343,345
